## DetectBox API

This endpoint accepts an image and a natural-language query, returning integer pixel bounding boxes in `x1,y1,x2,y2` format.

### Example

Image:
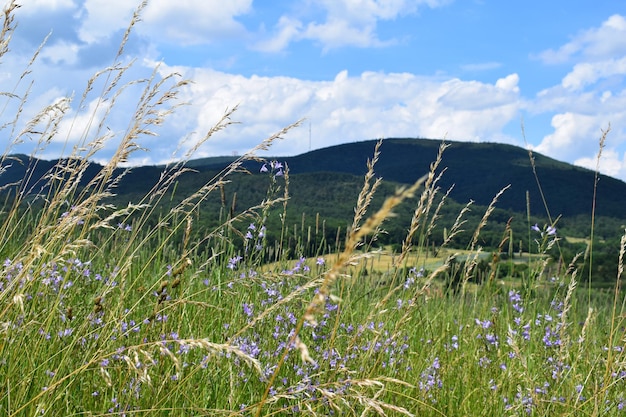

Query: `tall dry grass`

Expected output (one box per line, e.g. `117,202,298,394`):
0,2,625,416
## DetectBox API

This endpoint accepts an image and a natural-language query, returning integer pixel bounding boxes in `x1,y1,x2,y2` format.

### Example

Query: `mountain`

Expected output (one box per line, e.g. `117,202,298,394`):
197,138,626,219
3,138,625,220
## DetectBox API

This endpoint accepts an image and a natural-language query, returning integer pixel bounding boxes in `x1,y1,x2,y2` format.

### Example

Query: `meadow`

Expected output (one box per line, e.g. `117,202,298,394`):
1,2,626,416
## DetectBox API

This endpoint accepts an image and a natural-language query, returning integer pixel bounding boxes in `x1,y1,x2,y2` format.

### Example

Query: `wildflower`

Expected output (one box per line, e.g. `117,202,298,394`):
242,303,253,317
275,169,284,177
532,223,556,237
475,318,492,329
451,335,459,350
227,255,242,270
57,328,74,338
260,164,268,173
489,379,497,390
316,257,325,265
485,333,498,347
404,276,415,289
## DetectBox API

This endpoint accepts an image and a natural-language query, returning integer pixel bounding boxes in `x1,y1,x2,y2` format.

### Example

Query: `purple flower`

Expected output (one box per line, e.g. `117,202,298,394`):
58,328,74,338
485,333,498,346
260,164,268,173
227,255,242,270
508,290,521,303
242,303,253,317
450,335,459,350
546,225,557,236
475,319,492,329
531,224,541,232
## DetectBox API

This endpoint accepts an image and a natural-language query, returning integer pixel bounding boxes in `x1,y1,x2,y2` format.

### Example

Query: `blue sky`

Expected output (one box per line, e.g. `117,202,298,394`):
5,0,626,180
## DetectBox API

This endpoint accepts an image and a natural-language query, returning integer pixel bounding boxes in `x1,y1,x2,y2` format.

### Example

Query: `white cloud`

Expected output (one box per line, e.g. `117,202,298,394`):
537,14,626,64
303,18,384,50
142,64,521,161
527,14,626,179
140,0,252,45
315,0,449,22
255,16,303,53
76,0,137,44
257,0,451,51
562,57,626,90
530,81,626,179
75,0,253,46
534,112,608,161
575,148,626,179
40,40,81,65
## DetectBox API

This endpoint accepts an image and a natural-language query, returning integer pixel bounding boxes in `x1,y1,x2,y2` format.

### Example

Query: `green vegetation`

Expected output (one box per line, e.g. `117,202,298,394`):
1,3,626,416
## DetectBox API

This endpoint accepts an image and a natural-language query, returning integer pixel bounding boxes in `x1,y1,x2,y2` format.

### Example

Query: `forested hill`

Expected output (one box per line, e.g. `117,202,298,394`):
191,138,626,219
3,138,626,219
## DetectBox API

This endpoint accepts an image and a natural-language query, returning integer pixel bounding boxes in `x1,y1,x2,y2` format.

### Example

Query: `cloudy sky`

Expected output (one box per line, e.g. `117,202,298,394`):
4,0,626,180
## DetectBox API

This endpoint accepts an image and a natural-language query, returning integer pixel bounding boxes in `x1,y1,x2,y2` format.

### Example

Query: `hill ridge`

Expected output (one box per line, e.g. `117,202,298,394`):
2,138,625,218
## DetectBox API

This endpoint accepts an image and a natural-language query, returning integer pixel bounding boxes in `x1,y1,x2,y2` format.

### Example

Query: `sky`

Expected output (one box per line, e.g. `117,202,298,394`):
4,0,626,181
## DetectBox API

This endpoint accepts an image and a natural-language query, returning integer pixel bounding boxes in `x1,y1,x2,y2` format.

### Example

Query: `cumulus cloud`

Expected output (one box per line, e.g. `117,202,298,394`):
535,113,600,159
75,0,138,44
139,0,253,45
257,0,452,52
39,40,81,65
575,148,626,179
562,57,626,90
537,14,626,64
527,14,626,180
78,0,253,45
141,64,521,161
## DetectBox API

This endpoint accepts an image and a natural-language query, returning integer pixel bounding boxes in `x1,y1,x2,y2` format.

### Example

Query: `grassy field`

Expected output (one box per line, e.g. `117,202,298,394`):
1,3,626,416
